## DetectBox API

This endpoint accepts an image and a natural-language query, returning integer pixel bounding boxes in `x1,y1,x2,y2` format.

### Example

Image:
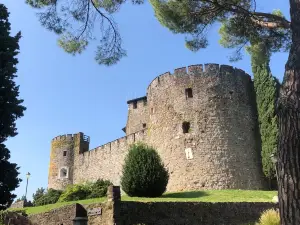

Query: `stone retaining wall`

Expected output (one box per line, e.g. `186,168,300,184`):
120,201,278,225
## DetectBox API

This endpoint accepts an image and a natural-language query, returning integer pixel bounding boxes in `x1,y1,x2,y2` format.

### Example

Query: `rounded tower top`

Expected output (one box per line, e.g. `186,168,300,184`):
145,63,265,191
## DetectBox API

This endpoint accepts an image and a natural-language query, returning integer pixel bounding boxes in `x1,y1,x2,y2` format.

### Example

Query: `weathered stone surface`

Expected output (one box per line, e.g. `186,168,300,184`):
48,63,266,192
23,199,278,225
126,96,148,134
120,202,278,225
10,200,25,209
1,212,33,225
29,204,75,225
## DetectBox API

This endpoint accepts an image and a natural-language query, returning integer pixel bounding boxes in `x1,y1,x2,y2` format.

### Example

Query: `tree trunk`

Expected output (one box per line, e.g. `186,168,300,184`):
277,1,300,224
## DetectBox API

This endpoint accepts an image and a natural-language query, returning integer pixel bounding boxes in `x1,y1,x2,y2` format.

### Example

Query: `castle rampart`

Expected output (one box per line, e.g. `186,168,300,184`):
48,63,266,191
73,129,147,186
146,63,264,191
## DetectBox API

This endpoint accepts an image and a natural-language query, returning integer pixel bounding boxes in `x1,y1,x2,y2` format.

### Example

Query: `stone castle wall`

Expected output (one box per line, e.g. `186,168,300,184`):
73,130,147,186
125,97,148,135
146,64,264,191
48,63,266,191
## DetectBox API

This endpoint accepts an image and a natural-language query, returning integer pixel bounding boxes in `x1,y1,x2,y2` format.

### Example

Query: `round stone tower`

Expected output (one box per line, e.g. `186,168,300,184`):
48,132,89,190
146,63,265,191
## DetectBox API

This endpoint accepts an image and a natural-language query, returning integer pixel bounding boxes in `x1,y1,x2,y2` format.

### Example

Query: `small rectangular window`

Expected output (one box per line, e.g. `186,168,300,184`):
182,122,190,134
143,123,147,128
143,99,147,106
133,101,137,109
185,88,193,99
63,151,67,156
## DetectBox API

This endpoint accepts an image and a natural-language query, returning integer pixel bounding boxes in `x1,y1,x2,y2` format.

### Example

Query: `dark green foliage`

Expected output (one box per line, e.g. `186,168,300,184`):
121,143,169,197
34,189,62,206
150,0,290,60
58,184,89,202
32,187,45,206
249,43,279,182
87,179,112,199
58,179,112,202
26,0,144,66
0,4,26,210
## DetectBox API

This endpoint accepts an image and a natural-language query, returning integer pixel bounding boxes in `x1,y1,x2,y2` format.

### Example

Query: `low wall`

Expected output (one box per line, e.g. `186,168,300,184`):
12,186,278,225
1,211,33,225
29,204,76,225
120,202,278,225
10,200,25,209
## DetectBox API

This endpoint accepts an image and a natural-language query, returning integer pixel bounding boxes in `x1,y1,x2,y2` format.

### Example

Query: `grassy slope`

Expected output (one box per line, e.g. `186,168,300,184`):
19,190,277,215
122,190,277,202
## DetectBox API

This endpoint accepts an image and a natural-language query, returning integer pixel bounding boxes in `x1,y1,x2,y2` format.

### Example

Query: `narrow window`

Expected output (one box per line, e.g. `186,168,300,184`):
143,123,147,128
182,122,190,134
60,168,68,178
151,108,154,114
143,99,147,106
133,101,137,109
185,88,193,98
63,151,67,156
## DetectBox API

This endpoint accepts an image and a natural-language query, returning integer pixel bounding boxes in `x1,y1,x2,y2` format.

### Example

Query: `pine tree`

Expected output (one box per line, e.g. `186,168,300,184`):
0,4,26,210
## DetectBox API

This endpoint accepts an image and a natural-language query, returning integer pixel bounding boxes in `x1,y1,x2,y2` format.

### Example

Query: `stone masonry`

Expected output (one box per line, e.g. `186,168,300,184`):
48,63,266,192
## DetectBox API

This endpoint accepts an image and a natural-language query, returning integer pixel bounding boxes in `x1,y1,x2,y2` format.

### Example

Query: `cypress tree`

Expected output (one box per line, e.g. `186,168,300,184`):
248,42,279,187
0,4,26,209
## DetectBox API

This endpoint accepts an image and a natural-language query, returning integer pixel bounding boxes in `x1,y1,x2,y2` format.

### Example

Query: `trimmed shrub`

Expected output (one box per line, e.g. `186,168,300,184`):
34,189,62,206
255,209,280,225
121,142,169,197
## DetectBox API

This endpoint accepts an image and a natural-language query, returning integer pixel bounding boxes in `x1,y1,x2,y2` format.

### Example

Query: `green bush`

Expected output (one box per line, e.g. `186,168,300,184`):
255,209,280,225
58,179,112,202
32,187,45,206
121,142,169,197
87,179,112,199
58,184,90,202
34,189,62,206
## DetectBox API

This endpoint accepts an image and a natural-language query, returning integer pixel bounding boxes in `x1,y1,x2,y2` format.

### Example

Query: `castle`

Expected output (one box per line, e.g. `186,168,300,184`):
48,63,266,192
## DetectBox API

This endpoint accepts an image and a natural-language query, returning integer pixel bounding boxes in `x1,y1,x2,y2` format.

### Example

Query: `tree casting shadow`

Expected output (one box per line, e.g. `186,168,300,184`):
162,191,209,198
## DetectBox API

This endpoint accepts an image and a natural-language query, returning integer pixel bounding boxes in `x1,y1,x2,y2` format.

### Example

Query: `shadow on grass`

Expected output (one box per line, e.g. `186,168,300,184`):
162,191,209,199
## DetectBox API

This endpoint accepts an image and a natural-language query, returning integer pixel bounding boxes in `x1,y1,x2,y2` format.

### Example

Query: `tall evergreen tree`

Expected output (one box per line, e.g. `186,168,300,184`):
0,4,26,210
249,42,280,187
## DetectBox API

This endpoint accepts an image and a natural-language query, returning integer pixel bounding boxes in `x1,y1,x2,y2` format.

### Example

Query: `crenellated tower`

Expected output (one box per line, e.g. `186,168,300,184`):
48,63,266,192
48,132,90,190
145,63,265,191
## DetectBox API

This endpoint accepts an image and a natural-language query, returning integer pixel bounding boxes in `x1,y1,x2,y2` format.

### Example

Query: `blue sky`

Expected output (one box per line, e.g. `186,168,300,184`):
3,0,289,200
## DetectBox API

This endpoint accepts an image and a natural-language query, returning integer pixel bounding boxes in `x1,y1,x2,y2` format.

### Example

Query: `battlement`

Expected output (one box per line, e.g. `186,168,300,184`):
83,129,147,155
147,63,251,91
52,133,90,142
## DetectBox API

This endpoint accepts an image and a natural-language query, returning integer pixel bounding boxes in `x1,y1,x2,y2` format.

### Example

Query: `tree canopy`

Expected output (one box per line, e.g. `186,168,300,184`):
150,1,291,58
26,0,144,66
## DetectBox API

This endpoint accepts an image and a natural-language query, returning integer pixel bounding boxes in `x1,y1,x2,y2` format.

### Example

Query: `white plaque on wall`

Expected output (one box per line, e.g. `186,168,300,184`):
185,148,193,160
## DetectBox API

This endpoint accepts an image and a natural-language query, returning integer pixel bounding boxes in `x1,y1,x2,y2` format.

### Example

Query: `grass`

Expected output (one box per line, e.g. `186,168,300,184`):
11,190,277,215
10,197,106,215
122,190,277,203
